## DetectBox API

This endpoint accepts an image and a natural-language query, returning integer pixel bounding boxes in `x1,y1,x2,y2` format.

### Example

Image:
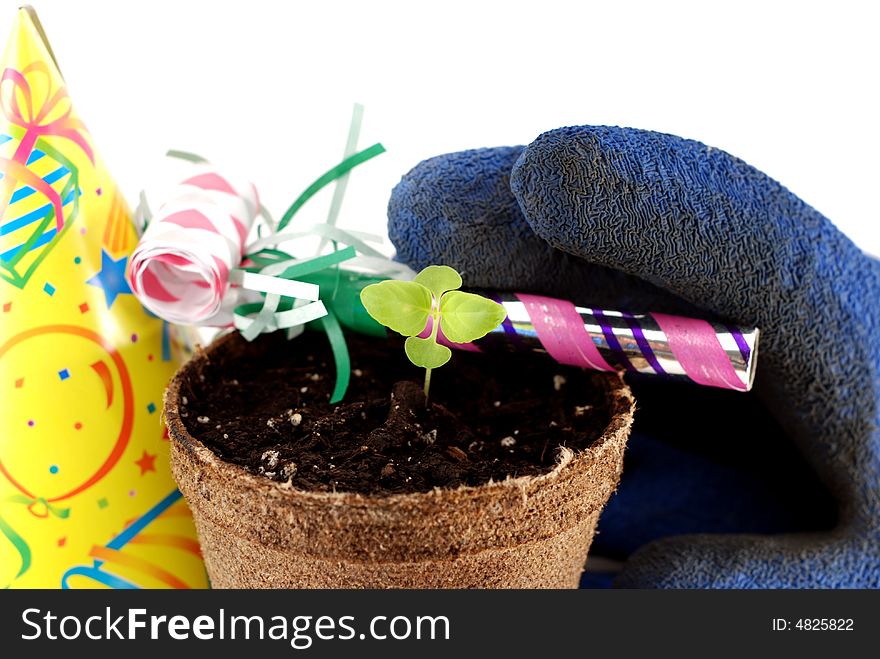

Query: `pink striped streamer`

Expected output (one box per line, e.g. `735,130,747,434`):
651,313,748,391
128,167,260,326
516,293,615,372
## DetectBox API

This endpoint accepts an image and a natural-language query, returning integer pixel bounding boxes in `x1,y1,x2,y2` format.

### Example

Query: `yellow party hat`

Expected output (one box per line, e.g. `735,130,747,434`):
0,6,208,589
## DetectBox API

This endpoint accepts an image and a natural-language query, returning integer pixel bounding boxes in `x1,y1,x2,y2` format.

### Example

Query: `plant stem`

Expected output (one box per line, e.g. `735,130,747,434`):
423,306,441,404
423,368,432,402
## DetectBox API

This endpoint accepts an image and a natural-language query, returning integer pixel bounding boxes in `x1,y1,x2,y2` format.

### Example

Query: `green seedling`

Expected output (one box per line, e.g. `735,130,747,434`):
360,265,508,400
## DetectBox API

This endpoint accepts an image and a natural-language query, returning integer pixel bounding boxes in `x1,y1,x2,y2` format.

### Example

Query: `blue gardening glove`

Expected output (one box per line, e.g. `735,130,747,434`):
387,126,880,588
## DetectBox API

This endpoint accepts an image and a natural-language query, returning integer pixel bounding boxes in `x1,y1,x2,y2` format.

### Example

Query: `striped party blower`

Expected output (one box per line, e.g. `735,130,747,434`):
128,165,265,327
444,292,759,392
126,122,400,406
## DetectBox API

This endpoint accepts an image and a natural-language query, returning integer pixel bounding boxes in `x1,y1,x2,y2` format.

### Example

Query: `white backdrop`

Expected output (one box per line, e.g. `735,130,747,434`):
3,0,878,255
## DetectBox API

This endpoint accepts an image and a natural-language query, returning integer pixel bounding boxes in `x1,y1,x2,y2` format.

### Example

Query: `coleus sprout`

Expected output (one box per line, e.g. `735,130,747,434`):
360,265,508,400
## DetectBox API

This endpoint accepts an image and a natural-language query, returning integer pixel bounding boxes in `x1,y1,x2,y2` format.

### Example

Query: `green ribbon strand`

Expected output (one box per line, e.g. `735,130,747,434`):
319,310,350,405
269,246,356,280
0,516,30,587
244,248,295,268
165,149,209,164
303,269,388,337
6,495,71,519
318,103,364,254
1,496,70,588
202,113,390,404
136,190,152,235
277,142,386,232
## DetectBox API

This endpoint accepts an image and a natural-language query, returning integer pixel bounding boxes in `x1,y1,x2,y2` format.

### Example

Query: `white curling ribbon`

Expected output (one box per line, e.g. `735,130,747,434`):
233,299,328,338
237,293,280,341
229,270,320,301
275,300,328,328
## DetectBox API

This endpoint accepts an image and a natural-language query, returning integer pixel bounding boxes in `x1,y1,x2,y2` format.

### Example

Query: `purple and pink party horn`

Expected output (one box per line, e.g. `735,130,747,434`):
431,291,759,392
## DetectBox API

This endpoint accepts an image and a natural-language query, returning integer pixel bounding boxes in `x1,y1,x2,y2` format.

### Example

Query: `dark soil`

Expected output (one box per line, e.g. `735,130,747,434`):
178,330,613,496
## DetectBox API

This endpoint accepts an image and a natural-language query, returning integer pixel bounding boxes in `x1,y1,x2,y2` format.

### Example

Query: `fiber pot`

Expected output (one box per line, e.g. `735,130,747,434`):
164,331,635,588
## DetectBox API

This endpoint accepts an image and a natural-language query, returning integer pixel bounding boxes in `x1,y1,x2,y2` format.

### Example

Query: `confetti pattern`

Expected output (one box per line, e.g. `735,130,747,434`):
0,8,207,589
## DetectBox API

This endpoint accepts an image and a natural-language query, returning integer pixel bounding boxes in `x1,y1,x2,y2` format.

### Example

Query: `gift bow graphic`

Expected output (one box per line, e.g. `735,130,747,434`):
0,62,93,287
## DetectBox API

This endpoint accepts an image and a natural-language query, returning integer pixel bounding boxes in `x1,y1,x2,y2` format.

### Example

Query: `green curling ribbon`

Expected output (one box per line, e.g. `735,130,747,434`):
233,300,270,319
319,311,350,405
165,149,209,163
231,122,390,403
136,190,152,235
6,494,70,519
233,268,387,333
267,245,357,280
244,248,295,268
232,268,389,403
302,269,388,337
319,103,363,255
233,248,359,329
1,496,70,588
277,142,386,232
162,132,392,405
0,516,30,588
6,495,72,519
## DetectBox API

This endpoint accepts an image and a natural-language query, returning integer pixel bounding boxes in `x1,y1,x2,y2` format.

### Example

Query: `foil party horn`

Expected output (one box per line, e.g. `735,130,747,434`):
475,292,758,392
307,272,759,393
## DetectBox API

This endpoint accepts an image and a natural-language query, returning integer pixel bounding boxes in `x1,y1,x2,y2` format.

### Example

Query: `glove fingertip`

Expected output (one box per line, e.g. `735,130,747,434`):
387,146,526,274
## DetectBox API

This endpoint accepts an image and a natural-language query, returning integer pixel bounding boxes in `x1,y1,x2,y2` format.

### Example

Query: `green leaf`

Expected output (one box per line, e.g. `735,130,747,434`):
439,291,508,343
414,265,462,299
404,336,452,369
360,281,432,336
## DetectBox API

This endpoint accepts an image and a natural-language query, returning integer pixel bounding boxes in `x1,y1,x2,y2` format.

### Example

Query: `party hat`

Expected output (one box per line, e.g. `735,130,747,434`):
0,7,208,588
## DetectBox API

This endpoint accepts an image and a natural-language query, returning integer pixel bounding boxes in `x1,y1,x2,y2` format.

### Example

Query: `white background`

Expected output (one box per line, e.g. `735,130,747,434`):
3,0,879,255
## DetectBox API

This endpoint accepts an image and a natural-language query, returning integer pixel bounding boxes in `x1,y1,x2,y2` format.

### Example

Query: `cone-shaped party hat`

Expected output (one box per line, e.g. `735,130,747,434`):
0,7,208,588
